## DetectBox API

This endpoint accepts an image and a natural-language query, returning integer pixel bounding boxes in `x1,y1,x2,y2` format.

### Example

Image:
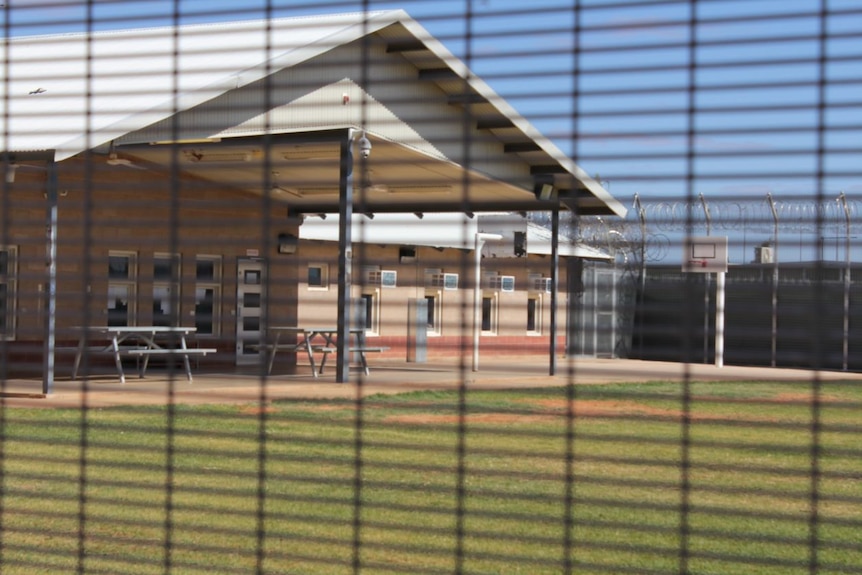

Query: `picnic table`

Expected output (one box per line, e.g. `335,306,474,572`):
264,326,388,377
68,326,216,383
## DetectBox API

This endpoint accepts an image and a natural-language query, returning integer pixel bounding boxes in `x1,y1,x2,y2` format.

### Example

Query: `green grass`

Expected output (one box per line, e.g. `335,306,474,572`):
0,380,860,574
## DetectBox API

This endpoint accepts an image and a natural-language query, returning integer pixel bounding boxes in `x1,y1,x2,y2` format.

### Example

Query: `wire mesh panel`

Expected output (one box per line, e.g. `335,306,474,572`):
0,1,860,574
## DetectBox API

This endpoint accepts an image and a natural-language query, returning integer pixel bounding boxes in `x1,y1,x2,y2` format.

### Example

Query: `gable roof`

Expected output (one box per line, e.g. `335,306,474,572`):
1,10,625,217
2,11,399,158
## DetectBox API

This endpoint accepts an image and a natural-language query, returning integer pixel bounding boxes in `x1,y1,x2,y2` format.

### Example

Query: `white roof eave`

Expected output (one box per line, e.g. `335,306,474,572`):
3,11,404,161
395,16,626,219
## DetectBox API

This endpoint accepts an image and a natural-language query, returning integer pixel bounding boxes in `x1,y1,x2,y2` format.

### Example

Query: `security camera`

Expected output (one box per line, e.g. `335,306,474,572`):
358,132,372,159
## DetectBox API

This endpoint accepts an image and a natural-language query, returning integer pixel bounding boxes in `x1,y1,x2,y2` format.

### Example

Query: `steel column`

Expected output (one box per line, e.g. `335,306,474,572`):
335,130,355,383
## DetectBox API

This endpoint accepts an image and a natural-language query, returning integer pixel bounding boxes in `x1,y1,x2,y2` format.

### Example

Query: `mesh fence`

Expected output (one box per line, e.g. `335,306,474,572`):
1,1,861,574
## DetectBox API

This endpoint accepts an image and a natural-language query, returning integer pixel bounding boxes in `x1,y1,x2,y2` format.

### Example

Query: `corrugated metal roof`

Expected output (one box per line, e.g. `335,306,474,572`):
0,9,625,217
1,11,401,159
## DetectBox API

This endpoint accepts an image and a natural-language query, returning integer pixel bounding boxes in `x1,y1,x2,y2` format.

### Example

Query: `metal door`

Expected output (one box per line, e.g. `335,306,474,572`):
236,258,265,366
569,263,618,358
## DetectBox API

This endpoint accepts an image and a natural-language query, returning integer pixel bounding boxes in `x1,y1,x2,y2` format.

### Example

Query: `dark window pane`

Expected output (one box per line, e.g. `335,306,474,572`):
360,294,373,329
196,259,216,281
244,292,261,308
109,256,130,279
108,299,128,327
195,288,215,334
482,297,492,331
153,258,174,281
425,295,435,329
308,266,322,287
153,303,170,326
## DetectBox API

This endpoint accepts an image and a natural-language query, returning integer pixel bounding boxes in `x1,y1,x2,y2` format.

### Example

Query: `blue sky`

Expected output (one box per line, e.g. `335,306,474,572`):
5,0,861,263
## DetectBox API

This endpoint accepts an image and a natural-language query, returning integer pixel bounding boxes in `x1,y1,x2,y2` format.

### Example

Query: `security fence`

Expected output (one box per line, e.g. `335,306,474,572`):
1,2,860,574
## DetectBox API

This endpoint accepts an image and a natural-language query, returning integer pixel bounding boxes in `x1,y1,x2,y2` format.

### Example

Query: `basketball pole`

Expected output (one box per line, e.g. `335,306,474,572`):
715,270,725,368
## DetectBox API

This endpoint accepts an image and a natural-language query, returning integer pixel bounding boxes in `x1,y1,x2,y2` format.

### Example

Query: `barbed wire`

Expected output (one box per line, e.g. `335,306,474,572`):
571,195,859,263
624,197,860,234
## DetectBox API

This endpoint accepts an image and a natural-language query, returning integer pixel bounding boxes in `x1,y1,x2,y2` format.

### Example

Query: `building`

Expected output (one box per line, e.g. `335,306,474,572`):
297,212,613,361
0,10,625,387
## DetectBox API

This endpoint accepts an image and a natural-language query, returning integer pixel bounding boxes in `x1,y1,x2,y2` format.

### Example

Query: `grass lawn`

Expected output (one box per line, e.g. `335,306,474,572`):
0,380,860,574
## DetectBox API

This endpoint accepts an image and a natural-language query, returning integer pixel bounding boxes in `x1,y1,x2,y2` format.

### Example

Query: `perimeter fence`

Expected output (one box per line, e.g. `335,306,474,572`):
1,2,860,574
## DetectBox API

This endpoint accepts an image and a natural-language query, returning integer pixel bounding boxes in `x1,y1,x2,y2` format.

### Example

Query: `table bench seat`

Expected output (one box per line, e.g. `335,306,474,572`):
317,346,389,375
57,345,150,354
126,348,216,356
251,343,303,352
67,326,209,383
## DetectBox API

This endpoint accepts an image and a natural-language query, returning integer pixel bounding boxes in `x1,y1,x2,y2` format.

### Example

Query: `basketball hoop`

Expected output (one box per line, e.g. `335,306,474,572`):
689,259,707,268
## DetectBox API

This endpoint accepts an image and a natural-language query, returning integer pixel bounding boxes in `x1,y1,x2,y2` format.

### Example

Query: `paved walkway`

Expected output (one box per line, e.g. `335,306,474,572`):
2,356,861,408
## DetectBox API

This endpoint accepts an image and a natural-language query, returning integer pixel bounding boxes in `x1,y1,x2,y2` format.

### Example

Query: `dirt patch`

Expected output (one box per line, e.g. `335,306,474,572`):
385,412,560,425
383,400,680,426
382,397,799,426
529,398,681,418
238,404,278,416
771,392,841,404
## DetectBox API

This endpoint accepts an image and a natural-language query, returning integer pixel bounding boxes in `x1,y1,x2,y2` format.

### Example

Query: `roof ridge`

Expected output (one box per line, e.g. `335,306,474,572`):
5,9,402,42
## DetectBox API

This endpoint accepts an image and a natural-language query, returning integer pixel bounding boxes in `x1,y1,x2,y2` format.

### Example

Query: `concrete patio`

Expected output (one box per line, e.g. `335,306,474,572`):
3,355,861,408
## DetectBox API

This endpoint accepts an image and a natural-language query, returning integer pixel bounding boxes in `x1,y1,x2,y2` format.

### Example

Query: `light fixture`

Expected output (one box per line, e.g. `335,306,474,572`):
385,185,453,195
277,233,299,254
533,174,556,200
357,131,372,159
270,171,302,198
184,149,252,163
150,137,222,145
296,187,339,196
271,185,302,198
282,146,339,160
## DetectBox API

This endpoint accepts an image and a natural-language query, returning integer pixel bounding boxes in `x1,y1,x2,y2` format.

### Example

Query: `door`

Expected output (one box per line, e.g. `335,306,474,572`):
594,268,617,358
236,258,264,366
568,262,618,358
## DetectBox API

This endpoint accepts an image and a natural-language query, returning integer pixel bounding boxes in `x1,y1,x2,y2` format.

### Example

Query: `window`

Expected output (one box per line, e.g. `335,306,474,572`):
485,272,515,292
423,270,443,335
108,251,136,326
360,290,380,334
0,246,17,339
527,296,541,334
380,270,397,288
424,291,442,334
481,293,497,334
362,265,381,286
195,256,221,335
443,273,458,291
484,271,498,290
426,295,435,329
529,272,552,294
307,263,328,289
425,268,441,287
481,273,500,334
153,253,180,327
426,268,459,291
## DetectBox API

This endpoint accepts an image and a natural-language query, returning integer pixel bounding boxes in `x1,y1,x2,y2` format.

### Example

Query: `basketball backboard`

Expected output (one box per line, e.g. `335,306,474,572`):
681,236,728,273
